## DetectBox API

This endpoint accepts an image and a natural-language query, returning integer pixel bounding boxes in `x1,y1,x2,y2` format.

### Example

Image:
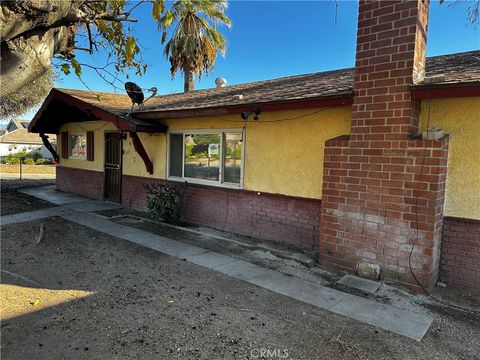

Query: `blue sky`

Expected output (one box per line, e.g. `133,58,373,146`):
21,0,480,120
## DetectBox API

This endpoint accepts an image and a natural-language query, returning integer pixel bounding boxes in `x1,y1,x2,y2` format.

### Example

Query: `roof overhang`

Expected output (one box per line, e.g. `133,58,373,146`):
28,81,480,133
132,94,354,120
29,89,168,134
411,81,480,100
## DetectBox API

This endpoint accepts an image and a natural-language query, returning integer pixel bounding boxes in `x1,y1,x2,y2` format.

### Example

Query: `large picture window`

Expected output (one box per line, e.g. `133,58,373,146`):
168,130,243,187
68,132,87,159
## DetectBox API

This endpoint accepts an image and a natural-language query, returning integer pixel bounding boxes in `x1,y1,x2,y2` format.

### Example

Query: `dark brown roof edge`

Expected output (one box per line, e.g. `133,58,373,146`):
133,93,354,120
29,89,168,134
411,81,480,99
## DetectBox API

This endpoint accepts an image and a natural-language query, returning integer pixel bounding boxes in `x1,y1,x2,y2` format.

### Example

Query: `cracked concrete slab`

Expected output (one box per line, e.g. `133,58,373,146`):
19,186,86,205
186,251,239,269
330,294,433,341
1,207,68,226
63,200,122,212
260,276,349,310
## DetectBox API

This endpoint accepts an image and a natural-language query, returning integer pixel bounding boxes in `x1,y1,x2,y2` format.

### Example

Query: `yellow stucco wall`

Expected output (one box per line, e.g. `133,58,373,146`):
59,121,167,178
58,97,480,220
59,107,351,199
159,106,352,199
419,97,480,220
122,133,167,178
59,121,118,171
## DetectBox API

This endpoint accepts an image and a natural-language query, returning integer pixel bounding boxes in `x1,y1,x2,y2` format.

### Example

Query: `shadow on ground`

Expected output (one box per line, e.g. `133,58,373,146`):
1,216,479,360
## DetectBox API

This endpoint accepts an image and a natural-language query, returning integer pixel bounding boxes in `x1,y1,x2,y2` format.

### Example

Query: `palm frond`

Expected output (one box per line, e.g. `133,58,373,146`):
158,0,231,90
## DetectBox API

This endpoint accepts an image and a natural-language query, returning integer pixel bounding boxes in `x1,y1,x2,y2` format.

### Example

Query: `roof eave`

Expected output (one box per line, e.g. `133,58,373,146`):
132,93,354,120
411,81,480,99
29,89,168,134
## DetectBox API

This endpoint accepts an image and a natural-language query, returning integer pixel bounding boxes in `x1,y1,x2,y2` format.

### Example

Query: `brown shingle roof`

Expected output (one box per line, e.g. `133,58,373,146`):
0,128,54,145
56,50,480,118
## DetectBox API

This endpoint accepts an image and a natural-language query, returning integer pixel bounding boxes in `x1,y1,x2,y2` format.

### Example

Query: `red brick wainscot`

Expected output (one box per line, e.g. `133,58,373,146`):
439,217,480,293
121,174,321,250
56,166,104,200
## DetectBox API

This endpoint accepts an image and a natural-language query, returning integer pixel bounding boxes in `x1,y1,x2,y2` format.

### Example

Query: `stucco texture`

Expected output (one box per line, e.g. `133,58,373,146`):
58,97,479,221
59,107,351,199
60,121,118,172
419,97,480,220
122,132,167,178
161,106,352,199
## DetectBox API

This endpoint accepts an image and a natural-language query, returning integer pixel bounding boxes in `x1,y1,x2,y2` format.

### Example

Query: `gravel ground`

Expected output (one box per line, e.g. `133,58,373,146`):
104,212,480,311
1,185,480,359
1,217,480,359
0,179,56,215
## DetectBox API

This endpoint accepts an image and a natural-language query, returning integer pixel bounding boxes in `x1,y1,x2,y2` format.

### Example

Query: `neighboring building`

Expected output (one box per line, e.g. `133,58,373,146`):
0,127,56,158
30,1,480,293
5,119,27,132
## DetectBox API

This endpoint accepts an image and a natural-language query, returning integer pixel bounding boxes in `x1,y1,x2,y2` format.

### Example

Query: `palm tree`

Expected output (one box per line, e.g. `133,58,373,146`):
158,0,231,92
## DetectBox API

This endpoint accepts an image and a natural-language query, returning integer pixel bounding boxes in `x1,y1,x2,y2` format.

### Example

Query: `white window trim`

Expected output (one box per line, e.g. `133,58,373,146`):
167,128,244,189
68,131,87,160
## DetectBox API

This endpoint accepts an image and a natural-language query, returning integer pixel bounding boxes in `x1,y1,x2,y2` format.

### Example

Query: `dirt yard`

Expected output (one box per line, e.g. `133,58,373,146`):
1,184,480,359
0,179,56,215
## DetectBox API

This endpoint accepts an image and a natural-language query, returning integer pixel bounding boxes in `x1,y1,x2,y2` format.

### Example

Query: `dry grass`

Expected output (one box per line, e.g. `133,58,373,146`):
0,165,56,174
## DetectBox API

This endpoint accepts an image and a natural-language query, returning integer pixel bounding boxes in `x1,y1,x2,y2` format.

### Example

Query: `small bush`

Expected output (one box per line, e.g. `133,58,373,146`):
145,182,184,224
35,158,48,165
24,158,35,165
4,155,20,164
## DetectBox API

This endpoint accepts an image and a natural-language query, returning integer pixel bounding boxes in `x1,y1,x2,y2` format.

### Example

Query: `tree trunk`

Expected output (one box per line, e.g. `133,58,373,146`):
0,0,81,97
0,27,70,97
183,67,194,92
1,0,84,42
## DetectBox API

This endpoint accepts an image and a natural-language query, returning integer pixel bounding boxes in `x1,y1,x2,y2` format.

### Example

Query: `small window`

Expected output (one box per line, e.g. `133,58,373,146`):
168,131,243,187
68,132,87,160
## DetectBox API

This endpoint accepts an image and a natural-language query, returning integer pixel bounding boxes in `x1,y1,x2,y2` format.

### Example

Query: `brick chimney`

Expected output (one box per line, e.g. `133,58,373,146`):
319,0,449,291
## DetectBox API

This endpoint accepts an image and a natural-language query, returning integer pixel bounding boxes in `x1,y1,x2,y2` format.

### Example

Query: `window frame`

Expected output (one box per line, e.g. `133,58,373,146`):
167,129,244,189
67,131,88,160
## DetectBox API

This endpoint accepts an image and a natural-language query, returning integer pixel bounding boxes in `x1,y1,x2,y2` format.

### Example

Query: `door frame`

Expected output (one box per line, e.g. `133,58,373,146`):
103,131,123,203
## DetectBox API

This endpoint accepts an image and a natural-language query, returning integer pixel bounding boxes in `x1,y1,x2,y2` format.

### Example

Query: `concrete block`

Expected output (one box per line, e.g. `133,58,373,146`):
357,262,381,280
337,274,380,294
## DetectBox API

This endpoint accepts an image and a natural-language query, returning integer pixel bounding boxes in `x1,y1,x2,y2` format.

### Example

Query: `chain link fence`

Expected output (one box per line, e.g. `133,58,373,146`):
0,154,56,180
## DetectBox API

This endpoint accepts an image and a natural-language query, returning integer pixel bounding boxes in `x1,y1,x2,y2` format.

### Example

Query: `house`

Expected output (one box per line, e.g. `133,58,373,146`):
0,126,56,159
4,119,28,132
29,0,480,293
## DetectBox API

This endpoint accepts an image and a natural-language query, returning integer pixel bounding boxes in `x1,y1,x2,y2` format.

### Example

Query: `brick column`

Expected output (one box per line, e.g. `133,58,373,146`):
319,0,449,292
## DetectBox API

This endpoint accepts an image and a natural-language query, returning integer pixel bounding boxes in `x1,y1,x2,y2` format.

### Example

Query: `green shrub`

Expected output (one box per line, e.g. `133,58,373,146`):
35,158,48,165
145,182,184,224
24,158,35,165
4,154,20,164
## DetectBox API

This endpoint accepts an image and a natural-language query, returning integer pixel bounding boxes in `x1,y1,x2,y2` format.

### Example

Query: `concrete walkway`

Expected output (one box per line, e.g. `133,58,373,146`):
4,186,433,341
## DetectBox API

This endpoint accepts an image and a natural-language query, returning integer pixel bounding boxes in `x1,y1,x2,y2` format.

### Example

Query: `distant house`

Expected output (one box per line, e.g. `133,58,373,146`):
0,123,56,158
5,119,27,132
30,1,480,293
